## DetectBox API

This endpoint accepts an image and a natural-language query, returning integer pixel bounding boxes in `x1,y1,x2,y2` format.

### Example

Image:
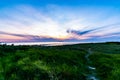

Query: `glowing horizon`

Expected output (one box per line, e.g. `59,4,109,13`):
0,0,120,42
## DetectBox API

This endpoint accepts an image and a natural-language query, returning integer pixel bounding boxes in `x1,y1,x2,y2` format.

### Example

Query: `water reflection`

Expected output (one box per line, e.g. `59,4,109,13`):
3,42,82,46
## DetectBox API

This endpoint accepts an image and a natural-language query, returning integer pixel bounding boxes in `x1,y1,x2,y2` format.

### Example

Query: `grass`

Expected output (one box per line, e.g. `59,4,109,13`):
90,53,120,80
0,42,120,80
0,44,87,80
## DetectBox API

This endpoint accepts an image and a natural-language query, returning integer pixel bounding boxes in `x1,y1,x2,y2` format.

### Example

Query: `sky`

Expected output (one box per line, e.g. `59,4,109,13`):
0,0,120,42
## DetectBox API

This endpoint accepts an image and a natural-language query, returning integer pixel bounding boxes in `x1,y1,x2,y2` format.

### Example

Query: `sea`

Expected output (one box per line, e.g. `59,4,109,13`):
0,42,84,46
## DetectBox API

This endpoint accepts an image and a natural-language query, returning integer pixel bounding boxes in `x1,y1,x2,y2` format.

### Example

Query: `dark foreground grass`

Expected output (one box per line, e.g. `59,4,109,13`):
0,44,88,80
0,42,120,80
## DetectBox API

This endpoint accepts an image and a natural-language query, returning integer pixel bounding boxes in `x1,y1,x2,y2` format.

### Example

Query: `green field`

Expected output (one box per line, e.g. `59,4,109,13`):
0,42,120,80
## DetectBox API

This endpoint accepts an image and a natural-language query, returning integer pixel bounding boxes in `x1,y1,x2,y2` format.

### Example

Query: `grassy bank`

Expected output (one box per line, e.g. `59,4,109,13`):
90,52,120,80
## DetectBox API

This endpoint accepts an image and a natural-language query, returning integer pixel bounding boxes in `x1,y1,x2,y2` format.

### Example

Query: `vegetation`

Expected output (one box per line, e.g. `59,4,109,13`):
0,42,120,80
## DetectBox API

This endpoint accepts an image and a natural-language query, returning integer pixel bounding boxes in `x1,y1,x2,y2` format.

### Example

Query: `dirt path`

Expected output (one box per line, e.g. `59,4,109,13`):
85,48,99,80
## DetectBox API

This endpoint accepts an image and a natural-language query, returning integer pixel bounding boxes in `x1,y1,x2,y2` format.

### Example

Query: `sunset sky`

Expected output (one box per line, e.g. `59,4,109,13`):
0,0,120,42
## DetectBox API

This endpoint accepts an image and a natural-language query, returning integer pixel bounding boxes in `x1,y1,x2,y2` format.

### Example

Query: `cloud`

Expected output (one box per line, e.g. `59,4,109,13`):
67,23,120,35
0,31,62,42
0,5,120,42
67,29,95,35
66,23,120,41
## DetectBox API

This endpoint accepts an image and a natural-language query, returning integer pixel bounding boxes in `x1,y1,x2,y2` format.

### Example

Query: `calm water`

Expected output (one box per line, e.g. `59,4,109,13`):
2,42,83,46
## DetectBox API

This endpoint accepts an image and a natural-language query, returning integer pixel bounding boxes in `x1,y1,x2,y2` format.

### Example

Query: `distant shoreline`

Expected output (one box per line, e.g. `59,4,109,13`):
0,41,120,46
0,42,83,46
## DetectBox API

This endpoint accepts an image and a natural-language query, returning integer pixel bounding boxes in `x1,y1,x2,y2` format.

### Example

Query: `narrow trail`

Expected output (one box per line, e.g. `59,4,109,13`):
85,48,99,80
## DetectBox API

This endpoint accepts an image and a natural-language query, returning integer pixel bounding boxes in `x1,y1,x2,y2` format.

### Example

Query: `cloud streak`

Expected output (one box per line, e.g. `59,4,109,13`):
0,31,63,42
67,23,120,35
